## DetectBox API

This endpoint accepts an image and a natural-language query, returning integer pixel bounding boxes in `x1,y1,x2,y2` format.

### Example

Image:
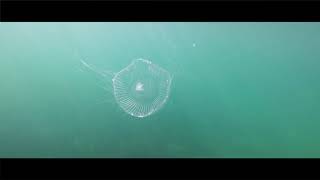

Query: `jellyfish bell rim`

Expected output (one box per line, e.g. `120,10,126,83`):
133,58,152,65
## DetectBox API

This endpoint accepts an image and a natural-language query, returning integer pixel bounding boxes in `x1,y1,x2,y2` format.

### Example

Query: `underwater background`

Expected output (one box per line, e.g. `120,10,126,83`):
0,23,320,158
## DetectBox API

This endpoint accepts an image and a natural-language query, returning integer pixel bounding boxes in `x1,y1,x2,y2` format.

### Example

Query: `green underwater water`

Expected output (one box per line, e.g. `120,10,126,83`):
0,22,320,158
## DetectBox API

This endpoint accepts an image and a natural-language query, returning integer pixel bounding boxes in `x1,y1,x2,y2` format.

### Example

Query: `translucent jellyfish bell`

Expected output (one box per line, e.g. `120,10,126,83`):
112,58,172,118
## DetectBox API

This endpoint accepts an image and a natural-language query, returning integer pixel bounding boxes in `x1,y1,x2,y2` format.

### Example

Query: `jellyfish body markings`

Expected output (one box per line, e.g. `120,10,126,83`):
112,59,172,118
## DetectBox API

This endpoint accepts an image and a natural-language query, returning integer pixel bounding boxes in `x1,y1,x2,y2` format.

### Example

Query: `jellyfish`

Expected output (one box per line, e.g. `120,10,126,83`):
112,59,172,118
80,58,172,118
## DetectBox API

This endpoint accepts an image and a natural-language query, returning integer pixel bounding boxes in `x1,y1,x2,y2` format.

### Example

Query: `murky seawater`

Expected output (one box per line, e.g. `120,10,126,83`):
0,23,320,157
